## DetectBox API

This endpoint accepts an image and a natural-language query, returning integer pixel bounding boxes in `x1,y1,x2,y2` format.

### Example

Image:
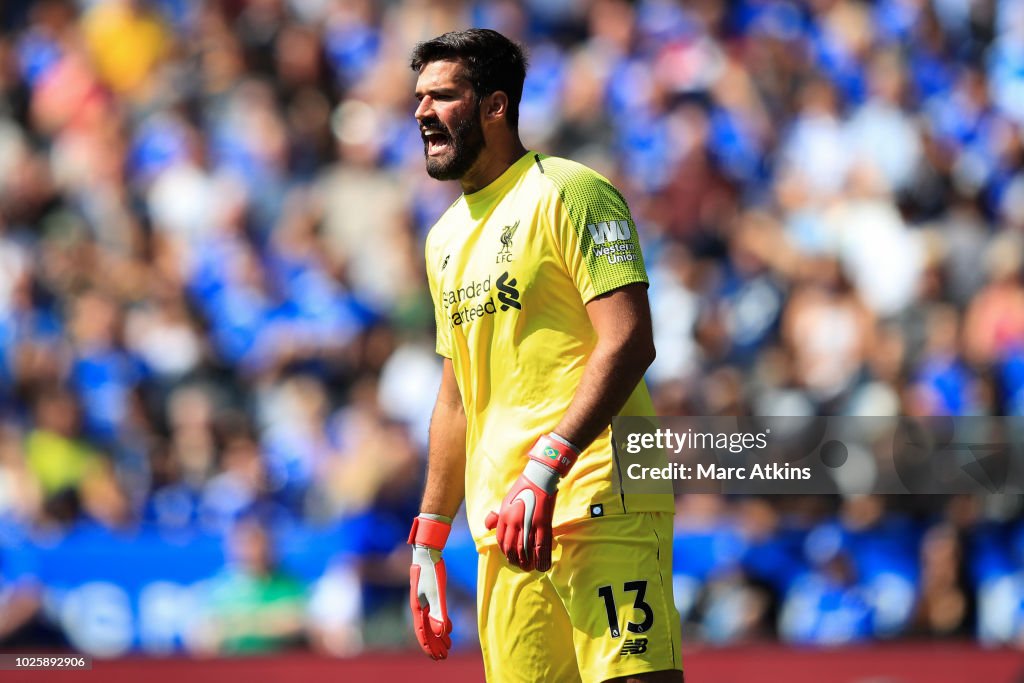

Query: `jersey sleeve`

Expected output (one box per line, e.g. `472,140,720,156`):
424,234,453,358
547,164,649,303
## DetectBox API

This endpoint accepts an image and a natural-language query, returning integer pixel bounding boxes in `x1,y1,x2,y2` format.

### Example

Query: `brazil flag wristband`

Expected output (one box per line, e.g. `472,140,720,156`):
527,433,581,478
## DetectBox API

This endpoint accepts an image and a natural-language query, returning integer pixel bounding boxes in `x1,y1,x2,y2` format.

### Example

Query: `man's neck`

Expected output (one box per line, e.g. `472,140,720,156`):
459,141,528,195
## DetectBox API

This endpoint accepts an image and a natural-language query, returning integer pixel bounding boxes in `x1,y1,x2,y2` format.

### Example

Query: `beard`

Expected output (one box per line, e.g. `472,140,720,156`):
421,104,486,181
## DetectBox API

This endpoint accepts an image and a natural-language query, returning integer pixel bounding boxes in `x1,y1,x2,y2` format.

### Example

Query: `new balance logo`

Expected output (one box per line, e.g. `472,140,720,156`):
587,220,631,245
620,638,648,656
496,271,521,311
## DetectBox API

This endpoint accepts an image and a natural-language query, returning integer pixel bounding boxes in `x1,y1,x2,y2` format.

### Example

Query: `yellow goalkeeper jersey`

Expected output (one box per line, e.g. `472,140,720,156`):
424,151,672,548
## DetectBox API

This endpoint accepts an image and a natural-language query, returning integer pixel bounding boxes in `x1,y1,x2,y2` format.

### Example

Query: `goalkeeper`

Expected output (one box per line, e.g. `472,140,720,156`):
407,29,683,683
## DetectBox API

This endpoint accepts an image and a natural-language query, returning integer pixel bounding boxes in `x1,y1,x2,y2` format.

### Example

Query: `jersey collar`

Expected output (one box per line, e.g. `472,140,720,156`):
463,151,537,208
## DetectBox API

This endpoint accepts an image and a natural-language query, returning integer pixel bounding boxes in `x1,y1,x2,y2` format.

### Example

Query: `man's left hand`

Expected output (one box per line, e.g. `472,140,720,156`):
485,434,579,572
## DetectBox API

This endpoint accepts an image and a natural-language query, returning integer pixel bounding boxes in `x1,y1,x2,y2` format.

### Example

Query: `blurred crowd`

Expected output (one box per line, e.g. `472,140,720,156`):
1,0,1024,656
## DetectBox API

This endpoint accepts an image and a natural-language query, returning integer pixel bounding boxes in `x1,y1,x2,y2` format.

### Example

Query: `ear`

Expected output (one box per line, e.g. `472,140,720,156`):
483,91,509,122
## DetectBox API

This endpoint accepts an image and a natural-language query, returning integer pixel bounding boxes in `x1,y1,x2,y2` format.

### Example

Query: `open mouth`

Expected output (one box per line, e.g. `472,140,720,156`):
423,129,451,156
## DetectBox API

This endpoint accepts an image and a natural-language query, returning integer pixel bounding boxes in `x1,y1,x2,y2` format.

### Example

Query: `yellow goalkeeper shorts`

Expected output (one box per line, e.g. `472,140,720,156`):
477,511,682,683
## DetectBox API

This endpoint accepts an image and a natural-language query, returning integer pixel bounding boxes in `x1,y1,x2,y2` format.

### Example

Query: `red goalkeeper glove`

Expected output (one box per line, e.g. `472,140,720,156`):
484,433,580,572
408,513,453,660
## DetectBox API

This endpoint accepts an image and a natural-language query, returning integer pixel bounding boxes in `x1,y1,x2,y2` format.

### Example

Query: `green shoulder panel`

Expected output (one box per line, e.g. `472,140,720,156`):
535,155,649,295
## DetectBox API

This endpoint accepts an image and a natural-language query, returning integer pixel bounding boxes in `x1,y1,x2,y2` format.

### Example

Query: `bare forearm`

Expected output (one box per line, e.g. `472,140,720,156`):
420,398,467,518
554,339,653,450
553,284,655,451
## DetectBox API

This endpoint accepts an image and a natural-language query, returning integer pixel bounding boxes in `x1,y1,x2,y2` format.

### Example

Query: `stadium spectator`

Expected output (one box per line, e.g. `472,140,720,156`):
187,517,306,656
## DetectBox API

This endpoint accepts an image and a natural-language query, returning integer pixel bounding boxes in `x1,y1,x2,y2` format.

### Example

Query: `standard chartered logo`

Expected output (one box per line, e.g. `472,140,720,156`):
496,272,521,311
444,271,522,327
441,276,491,307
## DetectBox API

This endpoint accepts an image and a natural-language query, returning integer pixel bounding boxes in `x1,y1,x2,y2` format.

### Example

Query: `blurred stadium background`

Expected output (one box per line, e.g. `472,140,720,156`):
1,0,1024,680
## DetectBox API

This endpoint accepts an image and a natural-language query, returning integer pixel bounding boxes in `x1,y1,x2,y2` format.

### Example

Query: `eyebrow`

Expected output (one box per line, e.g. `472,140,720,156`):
415,87,460,99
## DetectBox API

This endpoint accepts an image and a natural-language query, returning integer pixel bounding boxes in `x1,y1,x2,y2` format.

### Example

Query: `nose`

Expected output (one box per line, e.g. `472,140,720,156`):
414,96,432,123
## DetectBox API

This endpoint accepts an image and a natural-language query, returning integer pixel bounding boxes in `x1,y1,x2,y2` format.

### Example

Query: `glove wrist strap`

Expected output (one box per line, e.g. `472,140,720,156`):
527,433,580,478
408,515,452,550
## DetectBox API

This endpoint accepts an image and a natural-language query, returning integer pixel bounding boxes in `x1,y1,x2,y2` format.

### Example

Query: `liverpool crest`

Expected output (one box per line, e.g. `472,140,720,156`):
497,220,519,263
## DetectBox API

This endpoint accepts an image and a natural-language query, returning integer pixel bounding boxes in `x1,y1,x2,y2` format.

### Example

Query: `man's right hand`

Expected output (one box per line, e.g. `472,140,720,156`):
408,514,453,660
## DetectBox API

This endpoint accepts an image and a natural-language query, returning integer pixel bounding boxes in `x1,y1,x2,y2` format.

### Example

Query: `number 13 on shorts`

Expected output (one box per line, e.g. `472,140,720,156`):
565,512,682,680
597,581,655,638
478,512,683,682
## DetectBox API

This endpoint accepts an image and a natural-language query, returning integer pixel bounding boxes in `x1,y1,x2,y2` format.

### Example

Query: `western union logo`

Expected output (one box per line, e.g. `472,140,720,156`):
587,220,631,245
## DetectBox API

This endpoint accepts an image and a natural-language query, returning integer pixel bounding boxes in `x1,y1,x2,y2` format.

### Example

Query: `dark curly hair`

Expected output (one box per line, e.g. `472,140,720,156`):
410,28,528,128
